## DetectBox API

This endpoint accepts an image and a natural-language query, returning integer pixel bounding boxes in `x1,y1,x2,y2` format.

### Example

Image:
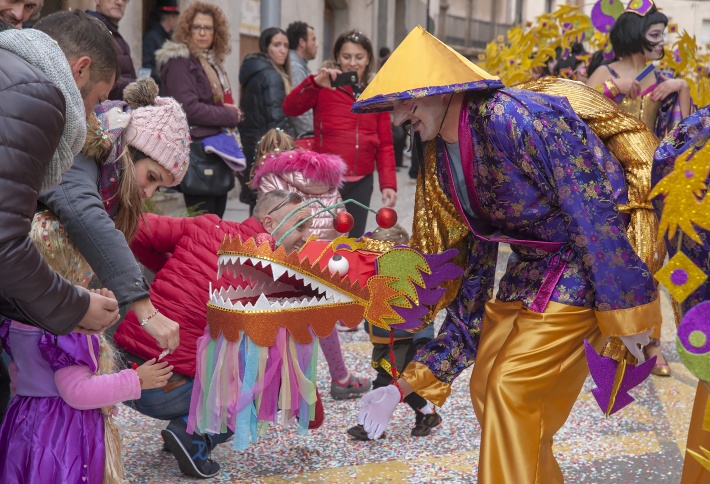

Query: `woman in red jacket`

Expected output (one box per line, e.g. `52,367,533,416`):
283,30,397,238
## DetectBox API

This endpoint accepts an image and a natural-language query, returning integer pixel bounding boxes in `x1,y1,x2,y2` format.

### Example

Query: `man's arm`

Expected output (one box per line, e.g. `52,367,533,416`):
401,235,498,406
0,55,91,333
39,153,150,308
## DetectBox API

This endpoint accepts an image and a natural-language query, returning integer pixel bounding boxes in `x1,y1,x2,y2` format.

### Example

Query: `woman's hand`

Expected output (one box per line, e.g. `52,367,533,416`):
225,103,243,123
314,67,342,89
132,298,180,353
612,77,641,99
651,74,689,101
135,358,173,390
381,188,397,207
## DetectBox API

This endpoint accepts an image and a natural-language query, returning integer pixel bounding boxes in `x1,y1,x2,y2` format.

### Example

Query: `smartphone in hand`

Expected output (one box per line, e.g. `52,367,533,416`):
332,71,359,87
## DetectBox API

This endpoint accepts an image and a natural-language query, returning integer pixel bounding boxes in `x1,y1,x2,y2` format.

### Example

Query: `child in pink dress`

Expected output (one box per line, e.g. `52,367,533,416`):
0,212,173,483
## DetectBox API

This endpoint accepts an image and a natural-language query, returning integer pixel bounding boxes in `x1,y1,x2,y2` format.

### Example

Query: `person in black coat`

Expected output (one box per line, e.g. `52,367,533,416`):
239,27,294,212
142,0,179,91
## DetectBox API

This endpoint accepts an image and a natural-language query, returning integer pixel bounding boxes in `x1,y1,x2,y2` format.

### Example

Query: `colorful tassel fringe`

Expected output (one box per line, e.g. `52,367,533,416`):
188,326,319,451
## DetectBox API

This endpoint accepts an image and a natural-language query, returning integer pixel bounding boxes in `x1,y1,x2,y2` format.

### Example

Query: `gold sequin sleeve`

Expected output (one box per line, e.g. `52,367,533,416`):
408,142,470,319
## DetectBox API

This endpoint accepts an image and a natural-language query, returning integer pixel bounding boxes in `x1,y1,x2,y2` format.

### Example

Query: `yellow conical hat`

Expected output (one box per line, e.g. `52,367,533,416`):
352,25,503,113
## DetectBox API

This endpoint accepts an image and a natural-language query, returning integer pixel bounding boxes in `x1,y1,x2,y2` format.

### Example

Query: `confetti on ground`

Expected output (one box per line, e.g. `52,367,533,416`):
118,306,690,483
118,169,693,483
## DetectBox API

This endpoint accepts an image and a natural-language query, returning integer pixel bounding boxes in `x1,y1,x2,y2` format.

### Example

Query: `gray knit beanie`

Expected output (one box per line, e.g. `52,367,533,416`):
0,29,86,191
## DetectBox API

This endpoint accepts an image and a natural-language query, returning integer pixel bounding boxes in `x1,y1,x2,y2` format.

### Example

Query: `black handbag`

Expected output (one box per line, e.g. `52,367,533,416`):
180,141,235,196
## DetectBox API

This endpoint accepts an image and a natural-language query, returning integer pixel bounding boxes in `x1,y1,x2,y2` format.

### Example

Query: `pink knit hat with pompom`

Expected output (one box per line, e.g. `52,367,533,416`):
122,80,190,185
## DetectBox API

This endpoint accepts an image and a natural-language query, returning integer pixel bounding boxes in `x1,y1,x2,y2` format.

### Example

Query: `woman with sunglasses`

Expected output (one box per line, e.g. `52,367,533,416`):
587,1,692,376
156,1,242,218
283,29,397,238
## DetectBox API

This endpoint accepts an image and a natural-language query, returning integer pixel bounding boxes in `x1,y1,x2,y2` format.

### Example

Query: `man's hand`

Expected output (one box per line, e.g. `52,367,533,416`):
132,298,180,353
75,288,120,334
358,385,400,440
620,330,652,363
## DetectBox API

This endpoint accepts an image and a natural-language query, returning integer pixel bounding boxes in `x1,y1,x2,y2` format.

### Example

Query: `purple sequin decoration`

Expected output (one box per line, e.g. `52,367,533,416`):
677,301,710,355
670,268,689,286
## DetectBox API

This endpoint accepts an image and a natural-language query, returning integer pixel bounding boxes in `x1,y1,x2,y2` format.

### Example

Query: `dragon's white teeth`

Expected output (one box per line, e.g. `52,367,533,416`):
271,265,286,280
253,293,271,310
234,300,245,310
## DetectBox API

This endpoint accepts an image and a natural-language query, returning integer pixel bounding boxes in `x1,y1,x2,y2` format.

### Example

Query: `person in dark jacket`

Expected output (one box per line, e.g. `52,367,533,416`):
0,12,122,421
157,1,241,217
142,0,179,90
88,0,136,100
239,27,295,212
283,29,397,238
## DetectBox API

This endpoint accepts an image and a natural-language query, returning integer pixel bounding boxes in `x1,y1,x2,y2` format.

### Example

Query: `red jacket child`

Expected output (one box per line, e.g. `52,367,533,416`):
114,213,267,378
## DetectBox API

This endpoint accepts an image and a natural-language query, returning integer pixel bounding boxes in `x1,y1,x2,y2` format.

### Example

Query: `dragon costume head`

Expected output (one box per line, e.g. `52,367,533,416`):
206,234,463,346
189,233,462,449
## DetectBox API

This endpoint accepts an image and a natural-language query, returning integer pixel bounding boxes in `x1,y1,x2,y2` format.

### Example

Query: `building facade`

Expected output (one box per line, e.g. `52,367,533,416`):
40,0,710,101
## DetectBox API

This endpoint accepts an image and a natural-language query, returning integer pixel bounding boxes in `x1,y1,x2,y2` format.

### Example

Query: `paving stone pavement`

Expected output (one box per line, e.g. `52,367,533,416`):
119,158,692,483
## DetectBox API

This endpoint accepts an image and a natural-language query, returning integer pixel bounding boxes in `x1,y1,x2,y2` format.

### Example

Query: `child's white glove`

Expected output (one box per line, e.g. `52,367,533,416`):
358,385,400,440
620,330,652,363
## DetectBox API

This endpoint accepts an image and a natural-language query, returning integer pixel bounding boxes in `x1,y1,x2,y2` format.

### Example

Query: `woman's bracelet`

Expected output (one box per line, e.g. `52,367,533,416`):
140,309,159,327
602,79,620,100
131,362,143,388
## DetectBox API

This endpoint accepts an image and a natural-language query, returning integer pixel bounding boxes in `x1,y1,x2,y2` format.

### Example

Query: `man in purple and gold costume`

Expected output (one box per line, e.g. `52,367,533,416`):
354,26,662,483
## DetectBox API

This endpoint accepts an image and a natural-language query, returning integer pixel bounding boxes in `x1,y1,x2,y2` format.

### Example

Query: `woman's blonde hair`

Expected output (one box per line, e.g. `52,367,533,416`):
173,1,231,64
248,128,296,187
113,146,144,243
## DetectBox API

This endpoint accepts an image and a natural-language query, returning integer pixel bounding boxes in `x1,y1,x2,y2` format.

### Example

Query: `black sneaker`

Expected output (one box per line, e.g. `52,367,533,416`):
161,419,220,479
347,424,386,441
411,411,442,437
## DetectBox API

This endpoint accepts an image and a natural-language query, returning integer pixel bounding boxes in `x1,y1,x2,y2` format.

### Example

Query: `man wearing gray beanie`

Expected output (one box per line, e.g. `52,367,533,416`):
0,12,121,423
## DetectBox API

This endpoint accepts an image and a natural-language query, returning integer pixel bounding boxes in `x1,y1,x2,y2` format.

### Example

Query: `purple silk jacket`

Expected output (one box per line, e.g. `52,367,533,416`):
404,88,660,405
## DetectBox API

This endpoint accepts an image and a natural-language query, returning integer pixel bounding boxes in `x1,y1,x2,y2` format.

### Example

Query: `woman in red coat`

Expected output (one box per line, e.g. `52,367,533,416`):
283,30,397,238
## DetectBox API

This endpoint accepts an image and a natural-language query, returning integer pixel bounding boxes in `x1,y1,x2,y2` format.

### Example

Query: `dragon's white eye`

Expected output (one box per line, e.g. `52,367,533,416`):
328,254,349,276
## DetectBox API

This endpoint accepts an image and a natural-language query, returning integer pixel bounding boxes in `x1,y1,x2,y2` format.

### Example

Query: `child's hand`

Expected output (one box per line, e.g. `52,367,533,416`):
135,358,173,390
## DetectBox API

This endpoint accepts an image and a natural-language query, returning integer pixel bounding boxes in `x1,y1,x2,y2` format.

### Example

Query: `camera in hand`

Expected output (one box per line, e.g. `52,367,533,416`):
332,71,359,87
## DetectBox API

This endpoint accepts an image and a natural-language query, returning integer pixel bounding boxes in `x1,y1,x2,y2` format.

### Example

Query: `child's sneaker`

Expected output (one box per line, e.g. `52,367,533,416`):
161,418,220,479
411,411,442,437
347,424,386,441
330,374,371,400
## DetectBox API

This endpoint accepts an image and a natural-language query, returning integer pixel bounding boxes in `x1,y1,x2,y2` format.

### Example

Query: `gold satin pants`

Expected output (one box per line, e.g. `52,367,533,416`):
470,299,606,484
681,381,710,483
